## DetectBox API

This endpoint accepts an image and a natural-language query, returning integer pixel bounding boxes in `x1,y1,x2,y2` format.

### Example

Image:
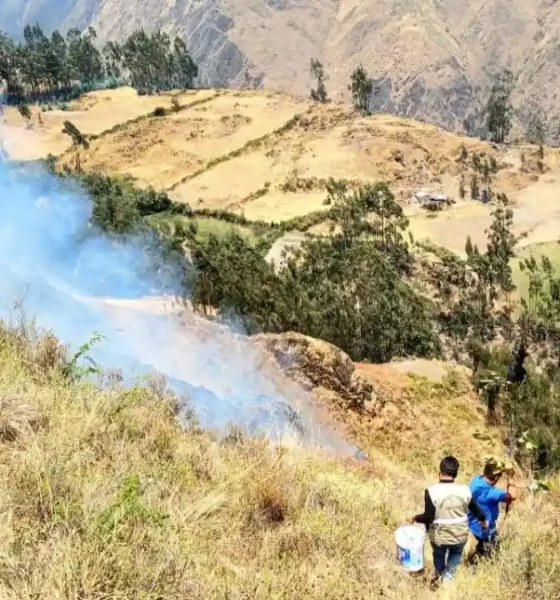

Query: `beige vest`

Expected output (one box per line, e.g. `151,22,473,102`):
428,482,471,545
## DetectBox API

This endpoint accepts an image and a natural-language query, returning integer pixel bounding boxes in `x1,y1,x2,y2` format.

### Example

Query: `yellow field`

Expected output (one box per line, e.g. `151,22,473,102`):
408,167,560,255
3,86,560,254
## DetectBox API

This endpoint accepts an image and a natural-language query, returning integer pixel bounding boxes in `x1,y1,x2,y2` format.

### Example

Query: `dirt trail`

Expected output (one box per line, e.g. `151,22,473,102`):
265,231,307,268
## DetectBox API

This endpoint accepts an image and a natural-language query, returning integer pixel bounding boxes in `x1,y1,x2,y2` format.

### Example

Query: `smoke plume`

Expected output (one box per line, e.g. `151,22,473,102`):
0,159,357,455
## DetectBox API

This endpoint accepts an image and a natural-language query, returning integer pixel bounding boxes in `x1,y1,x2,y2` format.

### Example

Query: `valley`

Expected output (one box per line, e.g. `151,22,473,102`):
0,73,559,598
1,2,560,595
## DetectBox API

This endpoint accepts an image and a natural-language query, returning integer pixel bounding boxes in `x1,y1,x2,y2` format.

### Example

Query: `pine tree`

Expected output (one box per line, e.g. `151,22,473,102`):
67,28,104,85
459,175,466,199
172,37,198,89
49,30,71,88
485,203,516,295
465,235,474,256
103,41,123,79
470,175,480,200
485,70,514,144
472,153,482,172
527,113,546,146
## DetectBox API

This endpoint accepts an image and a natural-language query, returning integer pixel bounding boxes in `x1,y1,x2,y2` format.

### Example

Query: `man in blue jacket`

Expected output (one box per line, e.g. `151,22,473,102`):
468,457,516,561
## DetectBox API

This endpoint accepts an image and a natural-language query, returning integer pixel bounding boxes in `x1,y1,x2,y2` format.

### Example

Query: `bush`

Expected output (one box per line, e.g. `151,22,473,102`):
152,106,167,117
73,173,173,232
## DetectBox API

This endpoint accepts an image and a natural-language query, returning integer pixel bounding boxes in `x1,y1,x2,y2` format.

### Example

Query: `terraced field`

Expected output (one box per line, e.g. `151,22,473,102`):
2,86,560,259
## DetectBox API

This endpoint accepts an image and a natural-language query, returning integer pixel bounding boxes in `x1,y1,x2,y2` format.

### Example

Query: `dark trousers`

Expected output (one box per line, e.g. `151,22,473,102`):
471,534,500,562
431,541,466,580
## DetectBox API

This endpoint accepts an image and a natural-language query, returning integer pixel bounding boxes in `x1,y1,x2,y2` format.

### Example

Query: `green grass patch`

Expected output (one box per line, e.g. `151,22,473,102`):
148,213,258,244
193,217,257,243
512,241,560,299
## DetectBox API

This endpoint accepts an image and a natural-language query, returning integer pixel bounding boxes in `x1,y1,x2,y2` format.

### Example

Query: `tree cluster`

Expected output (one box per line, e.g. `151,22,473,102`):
484,70,514,144
56,167,438,363
72,171,172,233
432,200,516,350
186,180,439,363
0,25,197,104
430,197,560,471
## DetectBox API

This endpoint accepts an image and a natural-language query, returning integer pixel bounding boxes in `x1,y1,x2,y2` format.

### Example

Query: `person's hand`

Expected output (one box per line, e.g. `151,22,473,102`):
407,516,416,524
481,520,489,531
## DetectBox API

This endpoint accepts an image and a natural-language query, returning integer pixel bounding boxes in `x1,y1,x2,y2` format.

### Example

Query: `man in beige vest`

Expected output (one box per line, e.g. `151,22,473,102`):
409,456,488,582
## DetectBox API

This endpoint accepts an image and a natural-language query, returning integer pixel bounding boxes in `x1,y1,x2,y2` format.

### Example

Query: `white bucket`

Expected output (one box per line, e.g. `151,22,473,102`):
395,525,425,572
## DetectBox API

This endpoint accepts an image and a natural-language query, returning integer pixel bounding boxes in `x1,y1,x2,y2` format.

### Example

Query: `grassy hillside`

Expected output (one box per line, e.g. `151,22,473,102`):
3,86,560,257
0,318,558,599
512,241,560,299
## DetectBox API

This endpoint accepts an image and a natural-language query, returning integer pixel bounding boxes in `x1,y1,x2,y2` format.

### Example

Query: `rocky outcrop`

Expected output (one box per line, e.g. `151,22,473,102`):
254,332,380,415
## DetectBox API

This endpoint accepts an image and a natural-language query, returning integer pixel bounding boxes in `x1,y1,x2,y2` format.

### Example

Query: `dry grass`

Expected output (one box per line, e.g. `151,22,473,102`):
0,323,558,599
5,86,560,249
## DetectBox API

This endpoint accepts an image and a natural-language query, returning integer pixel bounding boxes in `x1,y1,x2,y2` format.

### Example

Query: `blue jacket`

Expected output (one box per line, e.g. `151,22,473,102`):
468,474,509,539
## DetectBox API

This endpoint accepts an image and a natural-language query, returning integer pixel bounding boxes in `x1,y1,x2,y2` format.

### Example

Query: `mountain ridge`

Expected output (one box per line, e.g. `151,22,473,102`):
2,0,560,139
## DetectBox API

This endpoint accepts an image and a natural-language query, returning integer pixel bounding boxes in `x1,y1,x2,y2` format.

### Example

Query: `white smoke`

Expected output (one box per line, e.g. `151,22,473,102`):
0,159,358,455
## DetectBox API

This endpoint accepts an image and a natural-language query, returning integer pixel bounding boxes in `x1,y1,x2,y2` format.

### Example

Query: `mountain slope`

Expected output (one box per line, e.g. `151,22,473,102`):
0,304,558,599
0,0,79,38
2,0,560,138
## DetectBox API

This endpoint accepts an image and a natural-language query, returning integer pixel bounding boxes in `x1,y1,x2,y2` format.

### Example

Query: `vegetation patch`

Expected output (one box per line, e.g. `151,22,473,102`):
0,26,197,106
512,242,560,299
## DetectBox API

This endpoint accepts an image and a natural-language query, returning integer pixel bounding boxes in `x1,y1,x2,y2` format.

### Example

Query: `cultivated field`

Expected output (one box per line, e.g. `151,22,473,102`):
2,86,560,256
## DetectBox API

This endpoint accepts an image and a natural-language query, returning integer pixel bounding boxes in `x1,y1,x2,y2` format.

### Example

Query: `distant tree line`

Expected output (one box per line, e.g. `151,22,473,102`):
0,25,198,104
310,60,545,147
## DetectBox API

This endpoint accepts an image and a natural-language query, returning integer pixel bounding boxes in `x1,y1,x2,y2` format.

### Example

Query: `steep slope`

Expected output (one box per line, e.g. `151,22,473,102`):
3,0,560,138
256,332,505,472
0,0,78,38
0,316,557,599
